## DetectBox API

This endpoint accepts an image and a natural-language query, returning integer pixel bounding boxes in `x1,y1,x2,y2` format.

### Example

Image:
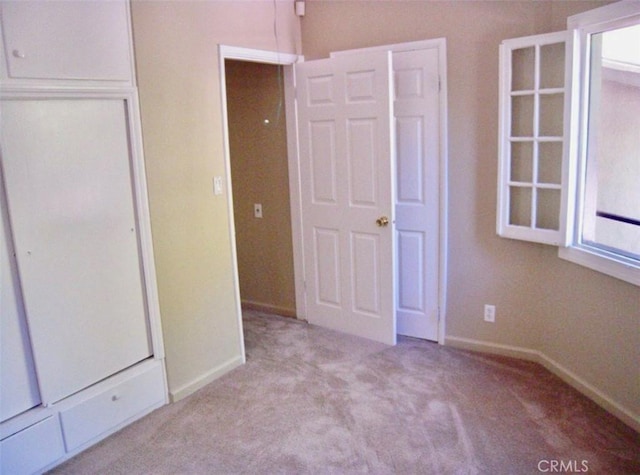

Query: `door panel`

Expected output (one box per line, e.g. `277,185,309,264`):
310,121,337,204
348,119,378,205
1,98,152,404
397,117,424,202
297,51,396,345
394,48,440,341
351,232,380,315
1,182,41,422
397,231,425,311
315,228,341,306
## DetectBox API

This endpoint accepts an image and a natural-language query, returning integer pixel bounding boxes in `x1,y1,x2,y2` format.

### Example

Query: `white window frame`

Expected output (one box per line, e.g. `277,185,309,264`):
497,1,640,287
497,31,573,246
560,2,640,286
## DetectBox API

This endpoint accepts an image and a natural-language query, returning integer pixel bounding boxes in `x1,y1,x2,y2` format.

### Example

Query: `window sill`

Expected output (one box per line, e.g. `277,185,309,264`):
559,245,640,286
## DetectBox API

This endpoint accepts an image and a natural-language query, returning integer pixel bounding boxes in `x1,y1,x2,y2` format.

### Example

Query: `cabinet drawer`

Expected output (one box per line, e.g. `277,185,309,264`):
59,363,164,452
0,416,64,475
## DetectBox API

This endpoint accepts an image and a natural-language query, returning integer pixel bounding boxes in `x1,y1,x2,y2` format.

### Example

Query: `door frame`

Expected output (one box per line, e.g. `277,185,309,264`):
331,39,449,344
218,45,304,364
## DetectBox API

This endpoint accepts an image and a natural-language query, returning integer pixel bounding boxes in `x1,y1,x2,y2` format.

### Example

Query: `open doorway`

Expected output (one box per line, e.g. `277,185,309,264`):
224,59,296,318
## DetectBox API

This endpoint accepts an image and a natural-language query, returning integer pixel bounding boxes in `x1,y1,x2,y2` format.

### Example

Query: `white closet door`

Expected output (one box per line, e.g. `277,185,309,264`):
1,184,41,421
297,51,396,345
393,48,440,342
1,98,152,404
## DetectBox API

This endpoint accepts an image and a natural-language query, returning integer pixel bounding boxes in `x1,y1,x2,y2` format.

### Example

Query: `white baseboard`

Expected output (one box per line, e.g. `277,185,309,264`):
445,335,540,361
241,300,297,318
169,355,244,403
445,336,640,433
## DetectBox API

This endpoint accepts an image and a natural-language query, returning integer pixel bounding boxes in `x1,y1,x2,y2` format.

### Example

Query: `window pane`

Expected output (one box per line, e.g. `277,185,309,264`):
583,25,640,261
539,93,564,136
511,142,533,182
538,142,562,184
590,218,640,260
540,42,565,89
512,47,535,91
536,188,561,230
509,186,532,226
511,95,534,137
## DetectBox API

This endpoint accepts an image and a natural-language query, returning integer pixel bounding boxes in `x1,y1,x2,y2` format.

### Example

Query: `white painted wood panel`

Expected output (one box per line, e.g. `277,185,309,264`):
331,41,446,342
393,48,440,341
297,51,396,345
0,416,64,475
0,185,41,422
314,228,341,306
0,0,132,83
59,362,164,452
1,98,152,404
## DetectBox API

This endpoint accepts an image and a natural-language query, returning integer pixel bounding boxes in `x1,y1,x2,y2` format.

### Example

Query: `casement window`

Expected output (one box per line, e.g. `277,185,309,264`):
498,1,640,286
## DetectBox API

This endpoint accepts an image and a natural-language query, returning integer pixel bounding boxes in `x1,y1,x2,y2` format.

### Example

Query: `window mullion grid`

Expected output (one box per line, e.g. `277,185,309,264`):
531,43,542,230
505,45,519,229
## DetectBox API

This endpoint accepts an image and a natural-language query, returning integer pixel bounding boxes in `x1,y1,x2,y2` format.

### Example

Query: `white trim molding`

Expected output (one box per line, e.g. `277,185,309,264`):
218,45,305,366
169,355,244,403
445,336,640,433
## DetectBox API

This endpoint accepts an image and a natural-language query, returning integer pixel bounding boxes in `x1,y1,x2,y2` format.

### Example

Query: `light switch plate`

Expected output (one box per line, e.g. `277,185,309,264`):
213,176,223,195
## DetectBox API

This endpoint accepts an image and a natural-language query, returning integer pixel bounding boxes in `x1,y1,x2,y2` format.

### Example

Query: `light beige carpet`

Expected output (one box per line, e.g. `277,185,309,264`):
50,310,639,474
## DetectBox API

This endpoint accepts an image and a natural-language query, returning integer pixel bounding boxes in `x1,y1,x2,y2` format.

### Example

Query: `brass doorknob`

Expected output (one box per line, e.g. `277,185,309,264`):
376,216,389,227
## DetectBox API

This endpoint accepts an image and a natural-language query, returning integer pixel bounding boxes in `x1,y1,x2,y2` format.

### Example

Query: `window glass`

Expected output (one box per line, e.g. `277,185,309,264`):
512,47,535,90
540,42,565,89
583,24,640,261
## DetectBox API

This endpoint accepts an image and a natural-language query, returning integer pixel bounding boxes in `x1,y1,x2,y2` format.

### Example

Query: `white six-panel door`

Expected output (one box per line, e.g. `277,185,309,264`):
296,51,396,345
325,43,444,342
393,48,440,341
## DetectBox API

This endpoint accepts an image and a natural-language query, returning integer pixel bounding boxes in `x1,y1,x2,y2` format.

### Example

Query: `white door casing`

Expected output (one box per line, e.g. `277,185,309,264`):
296,51,397,345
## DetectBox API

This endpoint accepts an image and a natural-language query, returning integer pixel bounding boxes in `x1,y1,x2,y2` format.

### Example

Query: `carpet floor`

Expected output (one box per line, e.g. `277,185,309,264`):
50,310,640,474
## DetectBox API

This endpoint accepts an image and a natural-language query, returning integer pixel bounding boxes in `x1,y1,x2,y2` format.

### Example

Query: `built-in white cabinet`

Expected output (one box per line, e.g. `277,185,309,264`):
2,97,153,405
0,0,134,85
0,1,166,473
0,416,65,475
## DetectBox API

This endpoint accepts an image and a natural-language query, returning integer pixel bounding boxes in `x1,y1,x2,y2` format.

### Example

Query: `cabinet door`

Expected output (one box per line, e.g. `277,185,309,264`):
1,98,152,404
0,0,132,82
1,181,41,422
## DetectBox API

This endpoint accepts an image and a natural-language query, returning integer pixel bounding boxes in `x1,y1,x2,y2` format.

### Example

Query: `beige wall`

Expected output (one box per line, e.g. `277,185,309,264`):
226,60,296,317
301,0,639,426
130,0,300,400
130,0,639,427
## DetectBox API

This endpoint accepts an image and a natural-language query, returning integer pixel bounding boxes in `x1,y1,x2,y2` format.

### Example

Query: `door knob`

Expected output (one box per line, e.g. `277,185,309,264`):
376,216,389,227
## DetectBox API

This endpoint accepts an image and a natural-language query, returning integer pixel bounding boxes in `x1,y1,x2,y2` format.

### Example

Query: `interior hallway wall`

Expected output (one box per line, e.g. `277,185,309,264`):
226,60,296,317
130,0,300,401
300,0,639,428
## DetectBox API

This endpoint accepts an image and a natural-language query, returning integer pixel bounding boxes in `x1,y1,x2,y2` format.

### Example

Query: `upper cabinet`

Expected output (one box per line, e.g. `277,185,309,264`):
0,0,134,86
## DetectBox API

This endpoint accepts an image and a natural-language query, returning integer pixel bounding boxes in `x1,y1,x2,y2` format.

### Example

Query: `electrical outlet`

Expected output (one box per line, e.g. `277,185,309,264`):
254,203,263,218
484,304,496,323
